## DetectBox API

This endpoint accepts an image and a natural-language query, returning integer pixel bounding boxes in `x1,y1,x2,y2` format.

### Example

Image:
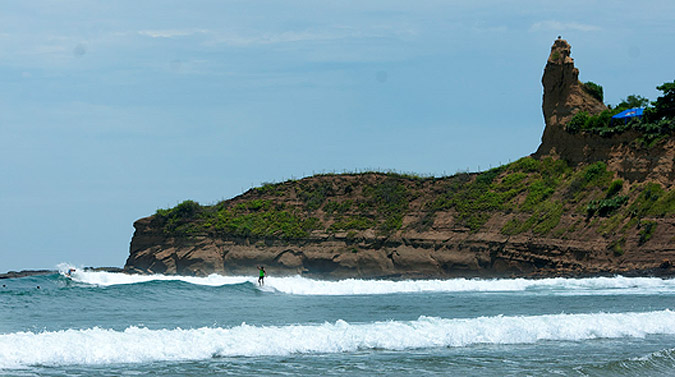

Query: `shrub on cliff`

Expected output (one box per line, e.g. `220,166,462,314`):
583,81,603,102
155,200,203,234
586,196,629,217
566,80,675,143
565,111,589,134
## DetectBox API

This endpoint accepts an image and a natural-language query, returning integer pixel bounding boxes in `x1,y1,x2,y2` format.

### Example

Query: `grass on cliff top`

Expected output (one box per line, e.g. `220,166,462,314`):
153,173,416,238
153,159,673,240
428,157,571,232
155,198,321,239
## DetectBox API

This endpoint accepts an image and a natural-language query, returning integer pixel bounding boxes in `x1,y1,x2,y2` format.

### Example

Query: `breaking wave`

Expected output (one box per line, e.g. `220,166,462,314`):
2,310,675,368
57,264,675,296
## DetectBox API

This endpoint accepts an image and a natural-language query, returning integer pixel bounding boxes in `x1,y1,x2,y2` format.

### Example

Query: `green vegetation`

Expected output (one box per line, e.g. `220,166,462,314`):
297,181,333,211
253,182,286,196
154,199,320,239
628,183,675,217
502,201,563,236
323,200,353,215
608,237,625,256
361,178,410,233
329,216,375,232
606,179,624,198
152,158,672,243
566,161,614,201
638,220,658,245
586,196,629,217
155,200,202,234
586,178,629,217
617,95,649,109
652,81,675,120
565,80,675,145
427,157,570,233
583,81,604,102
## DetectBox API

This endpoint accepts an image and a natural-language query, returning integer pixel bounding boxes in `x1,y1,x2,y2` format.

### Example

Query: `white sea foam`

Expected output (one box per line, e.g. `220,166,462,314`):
57,263,251,287
56,264,675,296
2,310,675,368
266,275,675,295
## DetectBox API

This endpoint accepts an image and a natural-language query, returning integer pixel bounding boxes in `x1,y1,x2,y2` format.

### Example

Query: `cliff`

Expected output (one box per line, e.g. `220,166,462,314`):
124,39,675,278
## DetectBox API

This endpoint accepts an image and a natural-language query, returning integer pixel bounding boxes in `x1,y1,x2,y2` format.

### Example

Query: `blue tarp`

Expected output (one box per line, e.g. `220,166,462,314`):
612,107,644,119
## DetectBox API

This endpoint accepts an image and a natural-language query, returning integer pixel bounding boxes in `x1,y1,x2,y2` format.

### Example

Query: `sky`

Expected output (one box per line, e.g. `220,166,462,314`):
1,0,674,271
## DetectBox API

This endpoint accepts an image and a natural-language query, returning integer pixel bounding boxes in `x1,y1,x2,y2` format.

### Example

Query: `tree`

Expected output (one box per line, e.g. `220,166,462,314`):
617,95,649,110
652,80,675,120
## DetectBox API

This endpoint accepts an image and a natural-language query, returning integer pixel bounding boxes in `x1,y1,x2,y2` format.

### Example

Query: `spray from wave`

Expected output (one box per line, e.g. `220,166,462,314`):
57,263,251,287
1,310,674,368
56,264,675,295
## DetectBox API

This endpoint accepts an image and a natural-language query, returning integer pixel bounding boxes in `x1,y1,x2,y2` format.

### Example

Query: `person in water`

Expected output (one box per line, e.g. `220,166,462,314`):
257,266,266,286
66,268,76,277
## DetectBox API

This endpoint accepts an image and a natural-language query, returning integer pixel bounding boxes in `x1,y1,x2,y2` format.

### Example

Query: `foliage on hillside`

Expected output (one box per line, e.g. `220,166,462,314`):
566,80,675,145
151,156,673,245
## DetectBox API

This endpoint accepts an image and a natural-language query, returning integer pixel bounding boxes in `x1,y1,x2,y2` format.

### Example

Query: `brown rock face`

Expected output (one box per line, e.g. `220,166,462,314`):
536,39,607,160
541,39,607,128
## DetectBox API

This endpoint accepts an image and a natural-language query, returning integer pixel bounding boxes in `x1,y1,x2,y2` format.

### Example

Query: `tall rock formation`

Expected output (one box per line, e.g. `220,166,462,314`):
535,38,607,160
541,38,607,130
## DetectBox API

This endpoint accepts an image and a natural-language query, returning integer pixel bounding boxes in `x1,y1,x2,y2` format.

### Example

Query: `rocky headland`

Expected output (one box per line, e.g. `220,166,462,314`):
124,39,674,278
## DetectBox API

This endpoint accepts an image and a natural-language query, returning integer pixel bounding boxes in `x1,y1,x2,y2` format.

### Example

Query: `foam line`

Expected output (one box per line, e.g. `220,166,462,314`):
1,310,675,368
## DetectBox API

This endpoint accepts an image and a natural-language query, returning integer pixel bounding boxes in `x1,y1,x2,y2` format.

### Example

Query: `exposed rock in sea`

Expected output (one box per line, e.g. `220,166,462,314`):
0,270,57,279
124,39,675,278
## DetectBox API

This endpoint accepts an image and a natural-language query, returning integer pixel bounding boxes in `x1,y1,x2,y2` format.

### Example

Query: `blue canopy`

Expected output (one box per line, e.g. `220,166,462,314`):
612,107,644,119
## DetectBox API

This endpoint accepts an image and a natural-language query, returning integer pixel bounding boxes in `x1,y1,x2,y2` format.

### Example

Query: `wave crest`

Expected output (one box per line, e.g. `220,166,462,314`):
57,265,675,296
2,310,675,368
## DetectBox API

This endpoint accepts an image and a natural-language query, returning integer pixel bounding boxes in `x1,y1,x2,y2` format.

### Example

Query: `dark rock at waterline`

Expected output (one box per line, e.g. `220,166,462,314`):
0,270,57,279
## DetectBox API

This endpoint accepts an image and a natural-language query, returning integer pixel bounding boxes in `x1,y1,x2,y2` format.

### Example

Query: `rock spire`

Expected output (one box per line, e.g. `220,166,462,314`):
536,39,607,157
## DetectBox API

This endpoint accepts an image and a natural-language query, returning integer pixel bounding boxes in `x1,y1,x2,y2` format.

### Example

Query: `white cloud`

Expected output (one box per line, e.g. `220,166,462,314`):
138,29,207,38
203,25,416,47
530,21,601,32
135,23,417,48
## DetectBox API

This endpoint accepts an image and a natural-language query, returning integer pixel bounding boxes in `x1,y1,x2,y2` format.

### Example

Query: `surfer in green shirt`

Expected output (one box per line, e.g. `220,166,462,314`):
257,266,266,286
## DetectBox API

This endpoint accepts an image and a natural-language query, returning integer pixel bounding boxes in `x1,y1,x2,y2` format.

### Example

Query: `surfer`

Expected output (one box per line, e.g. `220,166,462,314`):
257,266,266,286
66,268,76,277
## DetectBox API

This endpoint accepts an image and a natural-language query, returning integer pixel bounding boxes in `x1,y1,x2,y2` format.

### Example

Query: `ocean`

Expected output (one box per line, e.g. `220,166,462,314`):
1,266,675,376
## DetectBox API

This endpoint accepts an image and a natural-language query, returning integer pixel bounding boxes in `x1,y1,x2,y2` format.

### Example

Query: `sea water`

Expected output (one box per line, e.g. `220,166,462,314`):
1,265,675,376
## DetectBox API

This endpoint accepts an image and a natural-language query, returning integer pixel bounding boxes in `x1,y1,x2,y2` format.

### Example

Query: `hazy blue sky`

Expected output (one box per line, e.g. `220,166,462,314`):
1,1,674,271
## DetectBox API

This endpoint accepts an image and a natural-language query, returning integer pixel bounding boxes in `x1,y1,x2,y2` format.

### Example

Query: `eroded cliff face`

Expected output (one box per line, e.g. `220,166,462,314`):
124,39,675,278
126,207,674,279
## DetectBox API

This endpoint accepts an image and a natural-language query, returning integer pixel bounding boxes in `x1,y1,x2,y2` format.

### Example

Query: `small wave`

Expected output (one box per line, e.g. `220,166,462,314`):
1,310,674,368
579,347,675,376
